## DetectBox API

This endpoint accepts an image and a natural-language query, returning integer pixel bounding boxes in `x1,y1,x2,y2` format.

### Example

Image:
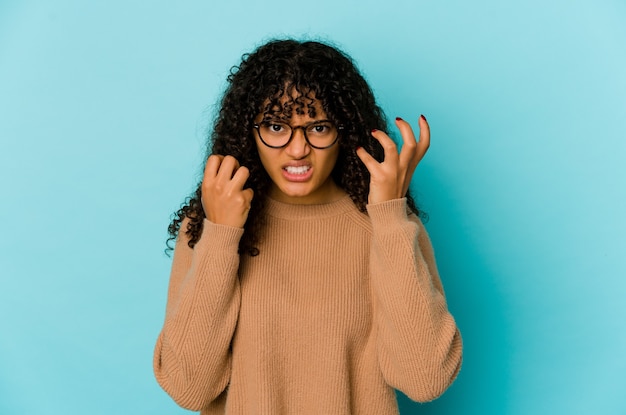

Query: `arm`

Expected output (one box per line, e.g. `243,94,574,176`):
357,115,461,399
367,199,462,402
154,154,253,409
153,219,243,410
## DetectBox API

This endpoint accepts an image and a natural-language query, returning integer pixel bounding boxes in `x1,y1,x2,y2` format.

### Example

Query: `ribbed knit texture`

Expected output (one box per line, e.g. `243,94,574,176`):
154,196,462,414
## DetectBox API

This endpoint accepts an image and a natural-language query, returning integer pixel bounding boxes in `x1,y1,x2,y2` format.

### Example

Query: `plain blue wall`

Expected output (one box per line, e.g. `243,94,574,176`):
1,0,625,414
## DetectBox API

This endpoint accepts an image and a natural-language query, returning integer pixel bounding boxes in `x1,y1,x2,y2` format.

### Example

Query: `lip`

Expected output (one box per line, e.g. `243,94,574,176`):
281,162,313,182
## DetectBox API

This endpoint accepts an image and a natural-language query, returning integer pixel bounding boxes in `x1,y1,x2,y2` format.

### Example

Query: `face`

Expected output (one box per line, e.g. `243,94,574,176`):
253,98,344,205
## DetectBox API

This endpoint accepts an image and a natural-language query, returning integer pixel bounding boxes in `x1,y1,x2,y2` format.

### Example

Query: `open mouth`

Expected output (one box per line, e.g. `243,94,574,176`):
282,164,313,182
284,165,311,175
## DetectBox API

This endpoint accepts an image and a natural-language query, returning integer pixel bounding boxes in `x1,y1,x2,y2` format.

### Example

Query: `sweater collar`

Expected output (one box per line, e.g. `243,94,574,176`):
265,195,356,220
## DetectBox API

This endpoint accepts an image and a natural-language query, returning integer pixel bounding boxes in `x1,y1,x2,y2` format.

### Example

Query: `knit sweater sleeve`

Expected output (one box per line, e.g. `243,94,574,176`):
366,198,462,402
153,218,243,411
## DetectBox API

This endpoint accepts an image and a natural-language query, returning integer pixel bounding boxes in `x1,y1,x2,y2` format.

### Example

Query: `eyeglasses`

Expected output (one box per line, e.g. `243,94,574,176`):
253,119,342,149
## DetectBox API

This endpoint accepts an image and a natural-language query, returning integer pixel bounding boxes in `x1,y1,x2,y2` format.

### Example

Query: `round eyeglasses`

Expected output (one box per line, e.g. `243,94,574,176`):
253,119,342,149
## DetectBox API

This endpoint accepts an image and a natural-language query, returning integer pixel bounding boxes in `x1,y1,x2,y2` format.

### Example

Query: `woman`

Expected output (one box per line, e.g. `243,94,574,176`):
154,39,462,414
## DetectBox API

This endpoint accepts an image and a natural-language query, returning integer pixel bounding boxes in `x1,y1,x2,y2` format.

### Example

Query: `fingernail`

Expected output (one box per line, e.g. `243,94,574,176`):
371,129,377,134
420,114,427,121
396,117,403,121
356,146,362,151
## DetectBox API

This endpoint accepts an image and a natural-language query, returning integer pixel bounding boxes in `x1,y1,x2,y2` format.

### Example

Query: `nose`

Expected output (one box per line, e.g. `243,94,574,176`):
284,127,310,159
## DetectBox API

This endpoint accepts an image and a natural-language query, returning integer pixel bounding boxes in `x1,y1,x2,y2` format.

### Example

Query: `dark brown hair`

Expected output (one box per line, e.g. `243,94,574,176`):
167,39,423,256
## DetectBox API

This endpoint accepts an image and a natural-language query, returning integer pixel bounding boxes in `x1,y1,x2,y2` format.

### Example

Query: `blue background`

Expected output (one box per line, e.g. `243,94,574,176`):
1,0,625,414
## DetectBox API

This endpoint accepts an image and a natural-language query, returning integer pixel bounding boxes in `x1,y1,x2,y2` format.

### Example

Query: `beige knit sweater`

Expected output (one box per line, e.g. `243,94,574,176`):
154,196,462,414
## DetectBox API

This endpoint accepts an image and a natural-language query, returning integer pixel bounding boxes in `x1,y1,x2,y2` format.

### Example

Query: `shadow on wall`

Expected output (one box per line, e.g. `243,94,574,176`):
397,165,513,415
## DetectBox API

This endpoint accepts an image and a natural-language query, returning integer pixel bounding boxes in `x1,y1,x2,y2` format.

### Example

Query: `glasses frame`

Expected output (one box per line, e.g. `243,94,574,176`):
253,119,343,150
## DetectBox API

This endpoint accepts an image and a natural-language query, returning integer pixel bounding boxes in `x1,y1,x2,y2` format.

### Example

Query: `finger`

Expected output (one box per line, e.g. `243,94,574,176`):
242,188,254,204
370,129,399,164
416,114,431,161
394,117,418,168
216,155,241,182
204,154,225,178
355,146,379,173
230,165,250,190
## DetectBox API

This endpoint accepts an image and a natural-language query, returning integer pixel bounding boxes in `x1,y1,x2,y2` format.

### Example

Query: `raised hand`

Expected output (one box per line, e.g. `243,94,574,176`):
201,155,254,228
356,115,430,204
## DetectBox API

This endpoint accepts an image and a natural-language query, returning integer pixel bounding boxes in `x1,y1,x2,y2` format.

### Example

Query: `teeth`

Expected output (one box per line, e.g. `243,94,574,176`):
285,165,310,175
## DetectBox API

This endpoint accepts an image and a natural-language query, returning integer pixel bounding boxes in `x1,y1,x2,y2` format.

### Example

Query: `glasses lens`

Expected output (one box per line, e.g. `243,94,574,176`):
305,122,337,148
258,122,291,147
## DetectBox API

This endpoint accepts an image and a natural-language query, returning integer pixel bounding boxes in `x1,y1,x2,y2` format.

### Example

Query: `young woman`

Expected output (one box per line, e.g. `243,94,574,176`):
154,39,462,414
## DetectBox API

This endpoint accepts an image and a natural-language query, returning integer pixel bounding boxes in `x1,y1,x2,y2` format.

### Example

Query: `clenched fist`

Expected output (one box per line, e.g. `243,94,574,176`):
201,155,254,228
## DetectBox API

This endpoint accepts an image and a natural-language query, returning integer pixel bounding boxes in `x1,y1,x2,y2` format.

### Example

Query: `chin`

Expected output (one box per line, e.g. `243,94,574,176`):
281,186,314,198
271,181,321,202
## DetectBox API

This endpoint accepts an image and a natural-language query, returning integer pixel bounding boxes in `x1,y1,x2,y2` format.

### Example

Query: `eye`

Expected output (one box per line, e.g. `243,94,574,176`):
261,121,289,135
307,122,333,135
270,123,285,132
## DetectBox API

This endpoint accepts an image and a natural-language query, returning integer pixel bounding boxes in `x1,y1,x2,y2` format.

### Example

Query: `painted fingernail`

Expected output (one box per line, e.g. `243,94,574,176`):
356,146,363,151
396,117,403,121
420,114,427,121
371,129,377,134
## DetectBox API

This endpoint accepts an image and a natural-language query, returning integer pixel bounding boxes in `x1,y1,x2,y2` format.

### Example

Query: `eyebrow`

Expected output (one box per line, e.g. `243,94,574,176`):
259,119,333,126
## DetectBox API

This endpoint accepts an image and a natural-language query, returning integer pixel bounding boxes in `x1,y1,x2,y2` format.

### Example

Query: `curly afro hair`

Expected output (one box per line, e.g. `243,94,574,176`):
167,39,423,256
